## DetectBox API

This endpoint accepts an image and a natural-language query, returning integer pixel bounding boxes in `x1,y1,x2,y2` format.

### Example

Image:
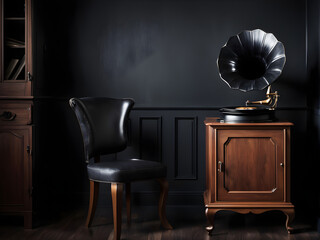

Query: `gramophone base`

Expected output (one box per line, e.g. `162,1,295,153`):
220,107,276,123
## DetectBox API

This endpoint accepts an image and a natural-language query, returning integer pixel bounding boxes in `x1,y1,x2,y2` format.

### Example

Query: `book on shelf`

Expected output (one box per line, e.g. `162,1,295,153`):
4,58,19,79
5,37,25,47
11,55,25,80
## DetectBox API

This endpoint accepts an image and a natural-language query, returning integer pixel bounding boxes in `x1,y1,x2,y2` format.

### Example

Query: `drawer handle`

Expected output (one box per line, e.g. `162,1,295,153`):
0,111,16,121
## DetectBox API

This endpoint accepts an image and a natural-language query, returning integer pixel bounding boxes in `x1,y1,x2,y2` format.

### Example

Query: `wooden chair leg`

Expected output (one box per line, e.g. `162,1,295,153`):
111,183,124,240
86,180,99,227
126,183,131,225
157,178,173,230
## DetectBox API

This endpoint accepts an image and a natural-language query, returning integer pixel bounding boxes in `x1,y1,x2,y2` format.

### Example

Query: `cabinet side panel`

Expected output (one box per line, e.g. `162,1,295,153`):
205,125,216,204
285,127,291,202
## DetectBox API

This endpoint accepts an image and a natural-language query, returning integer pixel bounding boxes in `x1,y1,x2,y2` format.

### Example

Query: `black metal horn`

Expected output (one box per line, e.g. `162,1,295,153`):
217,29,286,92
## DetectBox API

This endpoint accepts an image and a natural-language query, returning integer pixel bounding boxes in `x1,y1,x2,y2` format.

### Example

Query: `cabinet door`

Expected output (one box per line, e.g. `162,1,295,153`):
216,129,285,202
0,0,32,96
0,126,31,212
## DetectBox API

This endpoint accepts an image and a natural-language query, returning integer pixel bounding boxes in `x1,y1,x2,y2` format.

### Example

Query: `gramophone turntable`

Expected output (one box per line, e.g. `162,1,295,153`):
217,29,285,123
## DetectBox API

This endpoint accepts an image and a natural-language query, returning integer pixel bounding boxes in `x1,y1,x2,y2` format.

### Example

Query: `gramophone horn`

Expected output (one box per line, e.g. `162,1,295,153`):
217,29,286,92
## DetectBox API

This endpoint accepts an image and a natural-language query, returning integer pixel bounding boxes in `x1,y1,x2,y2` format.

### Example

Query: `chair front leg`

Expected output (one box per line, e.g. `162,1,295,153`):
86,180,99,227
111,183,124,240
125,183,131,225
157,178,173,230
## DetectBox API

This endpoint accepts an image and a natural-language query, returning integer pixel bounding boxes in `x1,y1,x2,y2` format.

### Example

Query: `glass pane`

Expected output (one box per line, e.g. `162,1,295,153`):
3,0,26,81
4,0,25,18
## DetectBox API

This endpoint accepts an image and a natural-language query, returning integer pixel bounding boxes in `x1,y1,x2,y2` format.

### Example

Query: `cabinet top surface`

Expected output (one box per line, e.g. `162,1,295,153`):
204,117,293,126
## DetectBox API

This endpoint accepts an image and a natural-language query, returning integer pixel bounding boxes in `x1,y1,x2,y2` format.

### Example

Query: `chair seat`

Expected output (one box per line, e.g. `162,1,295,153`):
87,159,167,183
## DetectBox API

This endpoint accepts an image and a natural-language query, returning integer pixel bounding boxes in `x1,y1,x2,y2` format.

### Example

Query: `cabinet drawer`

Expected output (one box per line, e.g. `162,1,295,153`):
0,103,32,125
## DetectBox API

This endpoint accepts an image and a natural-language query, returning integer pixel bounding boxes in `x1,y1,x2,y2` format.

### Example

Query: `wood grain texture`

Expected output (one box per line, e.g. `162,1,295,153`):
0,207,318,240
85,181,99,227
283,208,295,233
217,129,284,202
111,183,123,240
224,137,276,191
0,126,32,228
0,0,34,229
0,101,32,125
204,119,295,235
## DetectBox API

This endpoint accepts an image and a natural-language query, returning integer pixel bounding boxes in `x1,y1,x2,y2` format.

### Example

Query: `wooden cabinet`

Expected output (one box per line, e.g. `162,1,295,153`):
204,118,295,234
0,0,33,229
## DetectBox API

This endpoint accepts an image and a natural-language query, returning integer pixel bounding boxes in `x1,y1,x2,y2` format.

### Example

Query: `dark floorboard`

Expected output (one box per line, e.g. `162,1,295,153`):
0,206,319,240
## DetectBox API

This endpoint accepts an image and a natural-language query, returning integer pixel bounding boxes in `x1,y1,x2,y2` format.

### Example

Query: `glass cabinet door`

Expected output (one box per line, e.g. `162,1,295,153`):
0,0,32,97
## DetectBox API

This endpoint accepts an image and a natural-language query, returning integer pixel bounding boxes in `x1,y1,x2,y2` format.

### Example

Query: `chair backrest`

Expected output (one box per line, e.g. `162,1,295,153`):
69,97,135,163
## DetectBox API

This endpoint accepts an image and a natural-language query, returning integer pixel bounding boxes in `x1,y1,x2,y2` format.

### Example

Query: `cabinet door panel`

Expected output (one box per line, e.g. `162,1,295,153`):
0,128,30,207
0,0,32,97
217,129,284,202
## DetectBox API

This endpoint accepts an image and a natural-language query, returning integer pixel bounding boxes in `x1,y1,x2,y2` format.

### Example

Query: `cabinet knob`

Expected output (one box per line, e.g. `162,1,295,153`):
218,161,223,172
280,163,284,167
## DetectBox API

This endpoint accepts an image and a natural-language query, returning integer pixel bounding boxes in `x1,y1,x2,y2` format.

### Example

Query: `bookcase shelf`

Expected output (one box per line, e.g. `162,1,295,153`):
6,45,25,48
1,0,28,86
5,17,25,20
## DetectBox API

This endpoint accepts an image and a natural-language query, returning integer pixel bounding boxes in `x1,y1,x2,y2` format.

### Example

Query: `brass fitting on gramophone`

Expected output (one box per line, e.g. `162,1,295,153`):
246,85,280,110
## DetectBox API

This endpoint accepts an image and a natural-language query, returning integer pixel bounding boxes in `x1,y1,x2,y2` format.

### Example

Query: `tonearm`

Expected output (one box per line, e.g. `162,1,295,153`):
246,85,280,110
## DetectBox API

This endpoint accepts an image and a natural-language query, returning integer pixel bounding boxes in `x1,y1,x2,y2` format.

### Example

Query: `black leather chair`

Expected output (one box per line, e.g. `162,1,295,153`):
69,97,172,240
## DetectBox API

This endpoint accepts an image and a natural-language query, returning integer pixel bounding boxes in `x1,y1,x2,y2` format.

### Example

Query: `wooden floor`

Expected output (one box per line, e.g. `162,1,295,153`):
0,206,320,240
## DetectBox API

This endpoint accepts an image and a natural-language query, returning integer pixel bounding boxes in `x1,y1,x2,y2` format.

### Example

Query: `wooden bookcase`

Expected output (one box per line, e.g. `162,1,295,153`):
0,0,33,228
204,118,295,234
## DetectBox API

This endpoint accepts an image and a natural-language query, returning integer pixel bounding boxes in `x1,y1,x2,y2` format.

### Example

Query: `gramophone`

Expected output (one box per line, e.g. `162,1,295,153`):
217,29,285,123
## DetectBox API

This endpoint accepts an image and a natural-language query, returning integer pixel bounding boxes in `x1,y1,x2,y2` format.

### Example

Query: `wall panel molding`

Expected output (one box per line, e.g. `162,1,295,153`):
139,117,162,162
174,117,198,180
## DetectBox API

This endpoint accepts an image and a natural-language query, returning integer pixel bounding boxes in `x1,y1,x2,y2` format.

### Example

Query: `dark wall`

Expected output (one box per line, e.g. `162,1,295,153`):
33,0,317,221
307,0,320,225
35,0,307,108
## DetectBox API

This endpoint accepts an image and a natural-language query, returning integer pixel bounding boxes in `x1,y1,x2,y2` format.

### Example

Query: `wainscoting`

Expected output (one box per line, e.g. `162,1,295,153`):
33,99,311,216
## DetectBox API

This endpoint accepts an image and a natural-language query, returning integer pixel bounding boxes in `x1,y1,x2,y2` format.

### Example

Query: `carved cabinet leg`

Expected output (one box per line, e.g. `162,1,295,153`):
157,178,173,230
282,209,295,233
205,208,218,235
86,180,99,227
